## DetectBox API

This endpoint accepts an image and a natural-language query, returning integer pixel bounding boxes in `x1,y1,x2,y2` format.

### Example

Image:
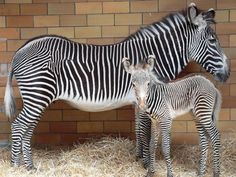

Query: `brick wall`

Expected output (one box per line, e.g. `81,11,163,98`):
0,0,235,145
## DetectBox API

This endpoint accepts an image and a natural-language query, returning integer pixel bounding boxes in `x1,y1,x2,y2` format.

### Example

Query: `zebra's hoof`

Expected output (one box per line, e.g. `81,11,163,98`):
145,171,154,177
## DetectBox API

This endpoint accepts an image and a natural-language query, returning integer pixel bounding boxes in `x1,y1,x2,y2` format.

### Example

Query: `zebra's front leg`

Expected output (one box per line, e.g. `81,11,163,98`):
146,118,160,177
195,122,209,177
160,119,173,177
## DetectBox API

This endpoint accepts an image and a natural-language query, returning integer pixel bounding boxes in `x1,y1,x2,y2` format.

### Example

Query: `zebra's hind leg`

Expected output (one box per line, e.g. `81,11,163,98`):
10,106,42,170
11,119,24,167
22,123,39,170
195,122,209,176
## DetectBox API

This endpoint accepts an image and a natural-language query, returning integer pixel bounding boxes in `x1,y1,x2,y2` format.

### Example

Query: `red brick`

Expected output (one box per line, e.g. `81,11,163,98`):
103,2,129,13
218,120,236,132
7,40,26,52
50,122,77,133
143,12,169,25
60,15,87,27
216,23,236,35
77,121,103,133
48,3,74,15
104,121,131,133
117,109,135,120
33,134,61,145
0,4,19,16
76,2,102,14
63,110,90,121
0,28,19,39
90,110,116,121
217,0,236,9
41,110,62,121
186,0,216,10
20,4,47,15
0,52,15,63
7,16,34,28
172,132,199,145
34,16,59,27
131,1,157,13
159,0,186,12
34,122,49,133
0,122,10,133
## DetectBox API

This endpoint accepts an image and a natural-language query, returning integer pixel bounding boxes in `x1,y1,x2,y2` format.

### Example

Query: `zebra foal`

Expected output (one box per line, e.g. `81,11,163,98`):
122,55,222,177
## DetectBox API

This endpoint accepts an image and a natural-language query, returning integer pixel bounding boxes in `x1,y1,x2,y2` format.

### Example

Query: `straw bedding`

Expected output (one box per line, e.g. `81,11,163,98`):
0,133,235,177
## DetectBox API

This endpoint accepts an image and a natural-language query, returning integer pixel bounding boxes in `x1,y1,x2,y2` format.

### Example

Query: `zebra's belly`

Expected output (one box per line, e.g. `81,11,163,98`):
59,92,136,112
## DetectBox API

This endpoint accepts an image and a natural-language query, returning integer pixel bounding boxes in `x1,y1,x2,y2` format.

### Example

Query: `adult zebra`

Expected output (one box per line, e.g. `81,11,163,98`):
4,3,229,169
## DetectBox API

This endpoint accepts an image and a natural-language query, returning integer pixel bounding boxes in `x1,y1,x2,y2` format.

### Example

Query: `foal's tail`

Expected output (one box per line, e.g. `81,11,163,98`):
212,89,222,126
4,68,16,118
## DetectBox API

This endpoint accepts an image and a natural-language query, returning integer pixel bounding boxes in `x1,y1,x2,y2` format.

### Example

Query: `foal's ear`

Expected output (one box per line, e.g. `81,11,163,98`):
122,57,134,73
146,55,155,72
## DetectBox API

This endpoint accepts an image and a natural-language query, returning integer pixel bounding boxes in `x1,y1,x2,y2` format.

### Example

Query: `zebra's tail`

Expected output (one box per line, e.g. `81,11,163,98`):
4,68,16,118
212,89,222,126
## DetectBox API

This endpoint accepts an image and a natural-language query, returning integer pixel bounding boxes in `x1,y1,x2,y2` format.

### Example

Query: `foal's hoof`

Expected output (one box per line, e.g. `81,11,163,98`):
135,155,142,161
213,172,220,177
143,161,150,169
26,165,37,171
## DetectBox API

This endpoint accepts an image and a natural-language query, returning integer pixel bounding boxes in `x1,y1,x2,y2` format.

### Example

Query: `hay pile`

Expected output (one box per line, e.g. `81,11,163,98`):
0,134,235,177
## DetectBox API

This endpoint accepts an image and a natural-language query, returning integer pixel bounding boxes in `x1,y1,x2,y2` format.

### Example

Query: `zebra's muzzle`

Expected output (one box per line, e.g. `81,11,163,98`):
214,70,230,82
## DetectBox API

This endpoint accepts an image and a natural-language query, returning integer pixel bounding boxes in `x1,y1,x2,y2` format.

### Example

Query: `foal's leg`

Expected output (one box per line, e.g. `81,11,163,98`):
137,110,151,168
202,121,221,177
135,106,143,160
160,119,173,177
146,118,160,177
195,122,209,176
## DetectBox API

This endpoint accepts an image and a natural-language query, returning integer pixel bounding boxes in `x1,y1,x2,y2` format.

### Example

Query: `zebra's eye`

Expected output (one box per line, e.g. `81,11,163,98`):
208,37,216,43
208,34,217,43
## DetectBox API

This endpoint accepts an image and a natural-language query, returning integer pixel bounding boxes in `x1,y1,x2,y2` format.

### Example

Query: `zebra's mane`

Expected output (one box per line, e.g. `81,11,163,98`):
124,7,207,41
123,11,187,41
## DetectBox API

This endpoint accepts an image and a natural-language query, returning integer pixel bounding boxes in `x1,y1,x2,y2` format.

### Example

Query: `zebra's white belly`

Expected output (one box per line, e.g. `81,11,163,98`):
59,92,136,112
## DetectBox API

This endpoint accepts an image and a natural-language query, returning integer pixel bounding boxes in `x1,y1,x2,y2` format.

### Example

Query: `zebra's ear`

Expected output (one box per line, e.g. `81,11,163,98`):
188,3,198,22
202,8,216,25
122,57,133,74
146,55,155,72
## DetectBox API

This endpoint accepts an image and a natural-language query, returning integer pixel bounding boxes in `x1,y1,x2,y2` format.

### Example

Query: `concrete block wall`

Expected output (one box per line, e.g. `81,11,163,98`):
0,0,235,145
